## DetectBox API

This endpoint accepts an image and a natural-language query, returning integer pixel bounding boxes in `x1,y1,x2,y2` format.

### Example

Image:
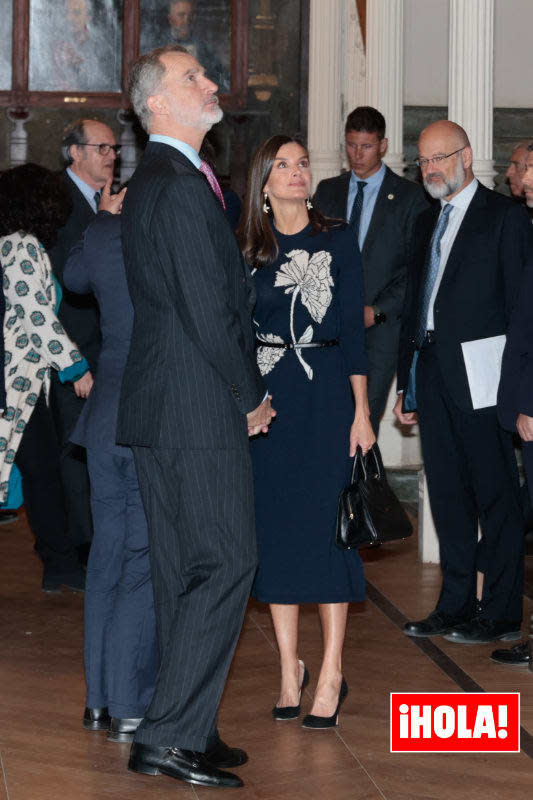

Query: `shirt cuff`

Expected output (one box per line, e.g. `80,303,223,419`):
58,357,90,384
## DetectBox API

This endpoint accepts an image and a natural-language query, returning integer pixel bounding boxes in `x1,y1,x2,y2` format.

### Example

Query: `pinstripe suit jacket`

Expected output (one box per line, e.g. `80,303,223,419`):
117,142,265,450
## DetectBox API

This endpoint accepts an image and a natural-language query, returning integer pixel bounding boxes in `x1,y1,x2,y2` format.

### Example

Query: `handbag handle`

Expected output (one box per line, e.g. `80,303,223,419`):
350,444,384,484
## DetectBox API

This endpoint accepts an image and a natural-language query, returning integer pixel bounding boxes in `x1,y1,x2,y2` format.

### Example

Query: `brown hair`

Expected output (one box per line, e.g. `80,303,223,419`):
237,135,331,268
0,164,72,249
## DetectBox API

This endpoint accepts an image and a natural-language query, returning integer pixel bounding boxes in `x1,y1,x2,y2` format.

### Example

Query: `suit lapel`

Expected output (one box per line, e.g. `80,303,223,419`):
66,174,96,217
362,167,395,258
416,205,441,311
436,184,487,293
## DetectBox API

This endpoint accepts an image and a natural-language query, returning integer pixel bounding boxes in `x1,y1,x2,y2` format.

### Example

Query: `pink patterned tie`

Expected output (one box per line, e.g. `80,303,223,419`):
199,160,226,210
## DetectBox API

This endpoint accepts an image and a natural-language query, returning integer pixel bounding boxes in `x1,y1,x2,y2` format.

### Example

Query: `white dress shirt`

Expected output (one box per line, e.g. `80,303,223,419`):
426,178,478,330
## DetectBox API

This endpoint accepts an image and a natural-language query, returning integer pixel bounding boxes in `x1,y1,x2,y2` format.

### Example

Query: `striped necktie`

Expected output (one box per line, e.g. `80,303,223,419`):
93,191,101,210
349,180,367,240
414,203,453,348
199,161,226,210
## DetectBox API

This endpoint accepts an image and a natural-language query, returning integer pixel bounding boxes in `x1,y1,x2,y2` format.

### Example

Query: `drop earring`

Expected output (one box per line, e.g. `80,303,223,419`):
306,197,313,210
263,193,271,213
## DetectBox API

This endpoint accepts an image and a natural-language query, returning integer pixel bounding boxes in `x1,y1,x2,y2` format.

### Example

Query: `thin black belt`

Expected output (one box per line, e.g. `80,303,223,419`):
257,338,339,350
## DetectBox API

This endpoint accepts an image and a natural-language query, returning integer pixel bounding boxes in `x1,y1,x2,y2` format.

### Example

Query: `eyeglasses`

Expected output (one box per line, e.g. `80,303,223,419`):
415,147,465,169
80,143,121,156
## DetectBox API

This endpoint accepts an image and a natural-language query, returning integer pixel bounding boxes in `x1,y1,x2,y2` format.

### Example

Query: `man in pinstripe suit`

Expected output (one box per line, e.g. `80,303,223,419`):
117,45,274,789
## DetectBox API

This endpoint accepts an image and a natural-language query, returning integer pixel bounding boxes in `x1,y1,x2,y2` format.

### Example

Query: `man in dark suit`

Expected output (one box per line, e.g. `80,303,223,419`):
117,45,274,788
492,145,533,668
49,118,120,558
63,183,158,739
314,106,428,435
394,120,531,644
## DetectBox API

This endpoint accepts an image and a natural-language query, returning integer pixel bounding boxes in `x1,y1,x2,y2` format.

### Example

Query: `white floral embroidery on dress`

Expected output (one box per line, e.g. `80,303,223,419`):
256,333,286,376
273,249,333,380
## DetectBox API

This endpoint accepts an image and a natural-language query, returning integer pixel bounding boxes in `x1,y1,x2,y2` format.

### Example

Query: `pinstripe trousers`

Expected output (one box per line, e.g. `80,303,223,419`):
132,445,258,751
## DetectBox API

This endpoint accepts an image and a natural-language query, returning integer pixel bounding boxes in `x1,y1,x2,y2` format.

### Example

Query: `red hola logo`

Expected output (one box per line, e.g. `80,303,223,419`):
390,693,520,753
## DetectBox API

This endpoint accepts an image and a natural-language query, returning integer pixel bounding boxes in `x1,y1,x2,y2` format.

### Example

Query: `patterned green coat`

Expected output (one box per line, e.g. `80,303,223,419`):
0,231,84,500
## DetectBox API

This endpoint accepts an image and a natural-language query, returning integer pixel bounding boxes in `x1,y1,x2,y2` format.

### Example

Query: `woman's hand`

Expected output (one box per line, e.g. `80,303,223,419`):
349,414,376,457
74,371,94,399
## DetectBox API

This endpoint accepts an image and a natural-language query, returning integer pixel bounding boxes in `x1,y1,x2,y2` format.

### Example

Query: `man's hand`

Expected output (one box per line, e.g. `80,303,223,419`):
517,413,533,442
364,305,375,328
73,371,94,399
247,395,276,436
393,393,418,425
99,177,127,215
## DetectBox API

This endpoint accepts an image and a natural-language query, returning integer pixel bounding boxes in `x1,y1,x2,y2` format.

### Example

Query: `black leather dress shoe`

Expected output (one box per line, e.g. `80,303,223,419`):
404,610,463,638
205,736,248,768
108,716,143,742
491,641,531,665
128,743,243,788
444,619,522,644
83,707,111,731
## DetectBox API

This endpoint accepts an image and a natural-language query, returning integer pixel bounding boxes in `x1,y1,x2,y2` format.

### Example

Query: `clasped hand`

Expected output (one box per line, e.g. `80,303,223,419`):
247,395,276,437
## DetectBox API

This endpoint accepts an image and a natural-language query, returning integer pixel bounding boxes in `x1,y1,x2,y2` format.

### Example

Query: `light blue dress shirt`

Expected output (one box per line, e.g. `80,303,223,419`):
66,167,100,213
149,134,201,169
346,161,386,250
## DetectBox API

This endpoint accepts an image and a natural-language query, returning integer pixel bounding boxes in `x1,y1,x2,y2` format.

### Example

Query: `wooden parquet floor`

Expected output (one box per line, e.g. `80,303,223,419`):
1,508,532,800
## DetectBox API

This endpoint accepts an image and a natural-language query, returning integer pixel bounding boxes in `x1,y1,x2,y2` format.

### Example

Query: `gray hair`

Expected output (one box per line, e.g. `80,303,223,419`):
61,119,88,165
128,45,188,132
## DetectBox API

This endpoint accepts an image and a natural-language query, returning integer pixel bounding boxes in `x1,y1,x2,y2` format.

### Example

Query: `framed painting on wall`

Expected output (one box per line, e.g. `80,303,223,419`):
28,0,123,93
0,0,247,109
140,0,247,101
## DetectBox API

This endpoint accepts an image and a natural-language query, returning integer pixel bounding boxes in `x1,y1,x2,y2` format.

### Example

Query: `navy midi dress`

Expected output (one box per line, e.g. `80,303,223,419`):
251,223,369,604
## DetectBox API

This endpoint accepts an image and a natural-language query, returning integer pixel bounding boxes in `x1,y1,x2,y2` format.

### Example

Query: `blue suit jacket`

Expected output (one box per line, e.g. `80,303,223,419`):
498,257,533,431
63,211,132,456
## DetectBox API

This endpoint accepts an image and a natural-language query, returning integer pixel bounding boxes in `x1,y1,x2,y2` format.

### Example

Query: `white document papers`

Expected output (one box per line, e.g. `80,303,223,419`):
460,335,506,409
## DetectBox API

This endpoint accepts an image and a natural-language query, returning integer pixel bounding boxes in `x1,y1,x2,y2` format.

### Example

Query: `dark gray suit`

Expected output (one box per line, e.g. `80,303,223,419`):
314,166,428,433
117,141,265,751
64,212,157,718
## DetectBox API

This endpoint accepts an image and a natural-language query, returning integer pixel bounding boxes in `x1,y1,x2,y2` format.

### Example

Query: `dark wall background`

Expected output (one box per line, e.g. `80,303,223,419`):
1,1,530,196
0,0,308,198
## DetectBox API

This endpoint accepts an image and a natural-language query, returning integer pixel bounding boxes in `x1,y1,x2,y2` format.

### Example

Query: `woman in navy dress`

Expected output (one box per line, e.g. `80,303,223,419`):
238,136,375,728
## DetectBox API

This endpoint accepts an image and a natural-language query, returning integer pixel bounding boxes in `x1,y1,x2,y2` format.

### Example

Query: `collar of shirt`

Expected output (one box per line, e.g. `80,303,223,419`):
149,134,201,169
350,160,387,192
66,167,99,213
440,177,478,211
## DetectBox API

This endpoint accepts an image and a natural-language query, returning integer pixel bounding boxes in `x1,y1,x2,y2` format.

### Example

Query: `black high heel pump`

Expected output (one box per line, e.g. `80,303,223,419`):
272,662,310,721
301,677,348,729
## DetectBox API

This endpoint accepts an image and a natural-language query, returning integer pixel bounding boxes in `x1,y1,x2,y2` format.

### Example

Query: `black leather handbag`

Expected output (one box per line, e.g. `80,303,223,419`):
336,444,413,550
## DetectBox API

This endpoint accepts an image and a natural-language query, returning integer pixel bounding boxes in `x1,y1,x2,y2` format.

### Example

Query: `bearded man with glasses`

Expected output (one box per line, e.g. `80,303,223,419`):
48,118,123,577
394,120,532,645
